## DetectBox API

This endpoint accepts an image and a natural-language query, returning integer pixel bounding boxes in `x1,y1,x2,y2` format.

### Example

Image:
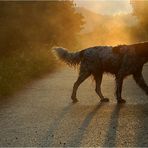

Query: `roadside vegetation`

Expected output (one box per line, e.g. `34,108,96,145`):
0,0,148,97
0,1,84,96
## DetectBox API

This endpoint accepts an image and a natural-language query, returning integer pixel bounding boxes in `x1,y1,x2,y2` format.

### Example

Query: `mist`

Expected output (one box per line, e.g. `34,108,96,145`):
0,1,83,96
75,0,148,48
0,1,148,96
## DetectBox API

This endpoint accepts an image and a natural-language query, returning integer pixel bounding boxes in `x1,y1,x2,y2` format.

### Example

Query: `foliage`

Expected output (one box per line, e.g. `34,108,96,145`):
130,0,148,40
0,47,56,96
0,1,84,54
0,1,84,96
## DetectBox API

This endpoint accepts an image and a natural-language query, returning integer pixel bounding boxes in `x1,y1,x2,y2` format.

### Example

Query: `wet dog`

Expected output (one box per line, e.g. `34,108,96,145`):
53,42,148,103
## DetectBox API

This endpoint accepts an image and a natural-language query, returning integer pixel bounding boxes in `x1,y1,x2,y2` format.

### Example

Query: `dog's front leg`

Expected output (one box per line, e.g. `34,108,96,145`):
133,72,148,95
115,74,126,103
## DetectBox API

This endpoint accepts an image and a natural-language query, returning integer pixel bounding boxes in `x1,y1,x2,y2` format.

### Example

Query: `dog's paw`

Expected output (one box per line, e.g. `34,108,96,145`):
72,98,79,103
101,98,109,102
117,99,126,103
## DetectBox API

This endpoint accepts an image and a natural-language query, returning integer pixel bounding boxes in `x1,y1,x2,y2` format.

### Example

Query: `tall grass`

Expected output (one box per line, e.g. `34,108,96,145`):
0,46,56,97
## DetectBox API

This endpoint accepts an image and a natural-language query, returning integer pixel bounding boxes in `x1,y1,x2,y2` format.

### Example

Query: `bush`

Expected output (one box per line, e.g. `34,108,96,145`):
0,47,56,96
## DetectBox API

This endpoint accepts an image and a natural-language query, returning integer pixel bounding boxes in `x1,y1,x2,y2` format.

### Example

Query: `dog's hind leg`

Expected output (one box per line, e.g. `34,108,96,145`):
71,70,90,103
94,73,109,102
133,72,148,95
115,74,126,103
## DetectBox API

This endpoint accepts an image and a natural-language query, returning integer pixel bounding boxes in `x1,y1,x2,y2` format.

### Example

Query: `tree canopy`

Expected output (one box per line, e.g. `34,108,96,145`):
130,0,148,40
0,1,84,54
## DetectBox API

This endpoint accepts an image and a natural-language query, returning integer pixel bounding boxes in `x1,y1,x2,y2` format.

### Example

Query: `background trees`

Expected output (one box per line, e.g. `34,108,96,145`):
0,1,84,96
0,1,84,55
130,0,148,41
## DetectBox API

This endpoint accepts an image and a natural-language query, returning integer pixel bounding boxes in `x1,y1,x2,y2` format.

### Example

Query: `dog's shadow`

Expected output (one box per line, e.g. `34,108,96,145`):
67,103,125,147
41,101,147,147
40,103,74,147
103,104,124,147
66,102,105,147
103,103,148,147
41,102,123,147
41,101,105,147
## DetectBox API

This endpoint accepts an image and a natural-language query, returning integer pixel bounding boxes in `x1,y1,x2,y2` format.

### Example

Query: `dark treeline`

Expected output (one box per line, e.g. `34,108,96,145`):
0,1,148,96
0,1,84,96
131,0,148,41
0,1,84,55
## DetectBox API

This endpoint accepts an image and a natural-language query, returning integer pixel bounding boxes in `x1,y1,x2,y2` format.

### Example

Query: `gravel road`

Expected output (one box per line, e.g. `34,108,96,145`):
0,65,148,147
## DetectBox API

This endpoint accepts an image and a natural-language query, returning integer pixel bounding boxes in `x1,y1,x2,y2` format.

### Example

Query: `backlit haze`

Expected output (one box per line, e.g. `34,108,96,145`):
74,0,138,47
74,0,132,15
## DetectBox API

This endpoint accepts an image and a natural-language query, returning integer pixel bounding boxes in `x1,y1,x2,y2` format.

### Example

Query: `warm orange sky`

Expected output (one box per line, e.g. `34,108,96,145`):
74,0,132,15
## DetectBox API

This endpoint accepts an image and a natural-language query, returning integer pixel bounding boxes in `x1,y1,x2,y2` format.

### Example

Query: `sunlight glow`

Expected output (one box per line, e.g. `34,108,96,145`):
74,0,132,15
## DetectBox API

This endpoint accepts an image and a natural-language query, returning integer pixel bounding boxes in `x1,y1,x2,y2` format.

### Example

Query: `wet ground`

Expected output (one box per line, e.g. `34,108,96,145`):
0,65,148,147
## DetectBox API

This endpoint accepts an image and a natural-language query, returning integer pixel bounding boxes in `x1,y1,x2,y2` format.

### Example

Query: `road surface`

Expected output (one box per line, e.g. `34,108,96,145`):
0,65,148,147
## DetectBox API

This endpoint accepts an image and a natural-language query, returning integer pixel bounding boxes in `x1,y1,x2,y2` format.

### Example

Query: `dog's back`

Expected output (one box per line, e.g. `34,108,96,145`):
81,46,123,74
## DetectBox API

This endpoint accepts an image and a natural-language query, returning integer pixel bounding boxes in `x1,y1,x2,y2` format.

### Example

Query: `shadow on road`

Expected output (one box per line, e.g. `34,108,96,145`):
41,102,148,147
103,103,148,147
67,102,105,147
135,103,148,147
103,104,125,147
41,103,74,147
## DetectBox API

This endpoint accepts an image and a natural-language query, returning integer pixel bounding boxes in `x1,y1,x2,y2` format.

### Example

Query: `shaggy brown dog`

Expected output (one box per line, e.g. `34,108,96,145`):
53,42,148,103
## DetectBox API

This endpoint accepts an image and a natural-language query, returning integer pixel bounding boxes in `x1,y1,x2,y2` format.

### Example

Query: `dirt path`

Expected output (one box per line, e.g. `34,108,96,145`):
0,66,148,147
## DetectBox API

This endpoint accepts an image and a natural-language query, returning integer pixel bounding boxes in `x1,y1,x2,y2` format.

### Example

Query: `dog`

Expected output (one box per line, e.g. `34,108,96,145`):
53,42,148,103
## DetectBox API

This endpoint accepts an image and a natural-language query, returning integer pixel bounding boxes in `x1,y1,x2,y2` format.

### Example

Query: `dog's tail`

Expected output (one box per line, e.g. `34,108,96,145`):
52,47,84,66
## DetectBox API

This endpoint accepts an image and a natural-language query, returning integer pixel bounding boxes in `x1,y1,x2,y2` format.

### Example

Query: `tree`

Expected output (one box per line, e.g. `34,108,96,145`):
0,1,84,54
131,0,148,39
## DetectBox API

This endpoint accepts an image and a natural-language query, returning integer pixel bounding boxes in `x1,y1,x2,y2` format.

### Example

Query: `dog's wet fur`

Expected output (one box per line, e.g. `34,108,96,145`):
53,42,148,103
